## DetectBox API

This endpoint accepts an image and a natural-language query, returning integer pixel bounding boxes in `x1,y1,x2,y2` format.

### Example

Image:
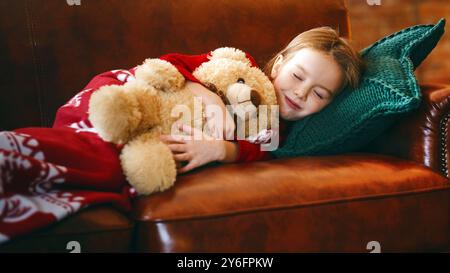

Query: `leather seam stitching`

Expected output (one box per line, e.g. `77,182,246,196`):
440,112,449,178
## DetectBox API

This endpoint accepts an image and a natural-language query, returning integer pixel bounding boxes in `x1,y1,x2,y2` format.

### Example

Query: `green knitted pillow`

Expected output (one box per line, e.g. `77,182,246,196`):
272,18,446,158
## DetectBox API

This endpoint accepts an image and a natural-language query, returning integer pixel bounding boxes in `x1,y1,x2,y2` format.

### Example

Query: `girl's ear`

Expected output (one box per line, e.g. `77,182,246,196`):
271,55,284,79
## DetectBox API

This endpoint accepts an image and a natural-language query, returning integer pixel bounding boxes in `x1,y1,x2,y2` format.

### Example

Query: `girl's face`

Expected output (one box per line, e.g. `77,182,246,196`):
271,48,345,121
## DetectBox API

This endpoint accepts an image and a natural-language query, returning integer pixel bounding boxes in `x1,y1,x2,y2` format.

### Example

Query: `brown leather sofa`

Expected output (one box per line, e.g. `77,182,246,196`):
0,0,449,253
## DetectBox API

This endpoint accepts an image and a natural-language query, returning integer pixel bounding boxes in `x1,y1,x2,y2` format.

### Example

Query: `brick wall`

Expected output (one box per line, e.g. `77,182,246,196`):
347,0,450,84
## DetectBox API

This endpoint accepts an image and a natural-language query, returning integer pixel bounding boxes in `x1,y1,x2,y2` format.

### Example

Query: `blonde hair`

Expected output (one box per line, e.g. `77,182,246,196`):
264,27,365,89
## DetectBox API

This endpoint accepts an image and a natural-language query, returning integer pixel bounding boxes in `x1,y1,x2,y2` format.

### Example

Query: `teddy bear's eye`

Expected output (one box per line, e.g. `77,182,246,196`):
237,78,245,84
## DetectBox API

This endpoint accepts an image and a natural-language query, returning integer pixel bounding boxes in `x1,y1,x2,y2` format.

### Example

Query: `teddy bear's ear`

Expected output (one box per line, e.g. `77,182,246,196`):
209,47,251,66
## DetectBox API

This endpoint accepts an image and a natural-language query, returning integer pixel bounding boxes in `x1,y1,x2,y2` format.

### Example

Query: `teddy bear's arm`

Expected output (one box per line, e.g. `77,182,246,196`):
134,59,185,92
89,80,161,144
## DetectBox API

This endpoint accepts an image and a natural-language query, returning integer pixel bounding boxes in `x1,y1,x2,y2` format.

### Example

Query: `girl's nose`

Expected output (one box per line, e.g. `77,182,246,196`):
294,88,309,101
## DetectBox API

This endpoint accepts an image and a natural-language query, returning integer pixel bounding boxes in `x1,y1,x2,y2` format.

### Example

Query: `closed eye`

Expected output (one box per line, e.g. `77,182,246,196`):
314,90,324,99
293,73,303,81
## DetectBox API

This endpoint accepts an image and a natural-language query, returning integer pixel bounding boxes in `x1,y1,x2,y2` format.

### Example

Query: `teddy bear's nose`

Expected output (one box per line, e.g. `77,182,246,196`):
237,78,245,84
250,90,261,107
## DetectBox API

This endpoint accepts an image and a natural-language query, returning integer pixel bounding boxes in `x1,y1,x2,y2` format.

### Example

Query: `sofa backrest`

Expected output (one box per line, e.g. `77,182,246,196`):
0,0,350,130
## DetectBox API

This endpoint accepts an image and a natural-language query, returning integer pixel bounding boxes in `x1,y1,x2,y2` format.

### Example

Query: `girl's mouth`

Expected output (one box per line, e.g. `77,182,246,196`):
284,95,302,110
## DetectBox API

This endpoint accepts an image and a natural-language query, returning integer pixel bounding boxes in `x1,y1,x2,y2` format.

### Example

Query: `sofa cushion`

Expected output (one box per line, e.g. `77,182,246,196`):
133,155,450,252
272,19,446,158
0,206,134,253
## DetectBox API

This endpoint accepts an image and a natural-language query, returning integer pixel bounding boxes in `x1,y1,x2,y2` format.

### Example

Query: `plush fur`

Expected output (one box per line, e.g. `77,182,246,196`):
88,47,278,195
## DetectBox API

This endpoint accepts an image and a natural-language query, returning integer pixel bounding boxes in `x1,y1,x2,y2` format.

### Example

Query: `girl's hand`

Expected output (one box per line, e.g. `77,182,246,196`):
160,124,227,174
185,81,235,140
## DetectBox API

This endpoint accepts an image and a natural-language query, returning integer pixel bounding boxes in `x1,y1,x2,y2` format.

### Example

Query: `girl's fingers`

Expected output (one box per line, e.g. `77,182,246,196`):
160,134,186,144
173,153,191,162
167,144,187,153
178,161,197,174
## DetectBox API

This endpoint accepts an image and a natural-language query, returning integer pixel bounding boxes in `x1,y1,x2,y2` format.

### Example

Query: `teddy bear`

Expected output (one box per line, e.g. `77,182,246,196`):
88,47,277,195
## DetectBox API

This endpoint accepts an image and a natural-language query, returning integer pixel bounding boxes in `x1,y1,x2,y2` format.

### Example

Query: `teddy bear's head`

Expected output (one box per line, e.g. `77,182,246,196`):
192,47,278,138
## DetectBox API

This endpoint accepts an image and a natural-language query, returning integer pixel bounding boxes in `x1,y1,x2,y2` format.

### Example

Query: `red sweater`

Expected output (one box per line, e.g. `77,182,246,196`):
53,51,286,163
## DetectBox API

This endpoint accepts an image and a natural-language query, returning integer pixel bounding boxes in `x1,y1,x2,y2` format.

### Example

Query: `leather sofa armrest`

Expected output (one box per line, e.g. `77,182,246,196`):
362,83,450,178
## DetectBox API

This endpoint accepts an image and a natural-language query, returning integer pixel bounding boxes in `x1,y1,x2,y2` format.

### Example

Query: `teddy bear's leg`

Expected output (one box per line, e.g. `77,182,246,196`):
134,58,185,92
120,132,177,195
89,81,160,144
122,80,162,133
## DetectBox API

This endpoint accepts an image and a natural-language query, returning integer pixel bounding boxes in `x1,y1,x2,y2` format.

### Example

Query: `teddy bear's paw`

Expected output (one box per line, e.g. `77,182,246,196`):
135,58,185,92
120,138,177,195
89,85,142,144
209,47,251,66
123,80,161,130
